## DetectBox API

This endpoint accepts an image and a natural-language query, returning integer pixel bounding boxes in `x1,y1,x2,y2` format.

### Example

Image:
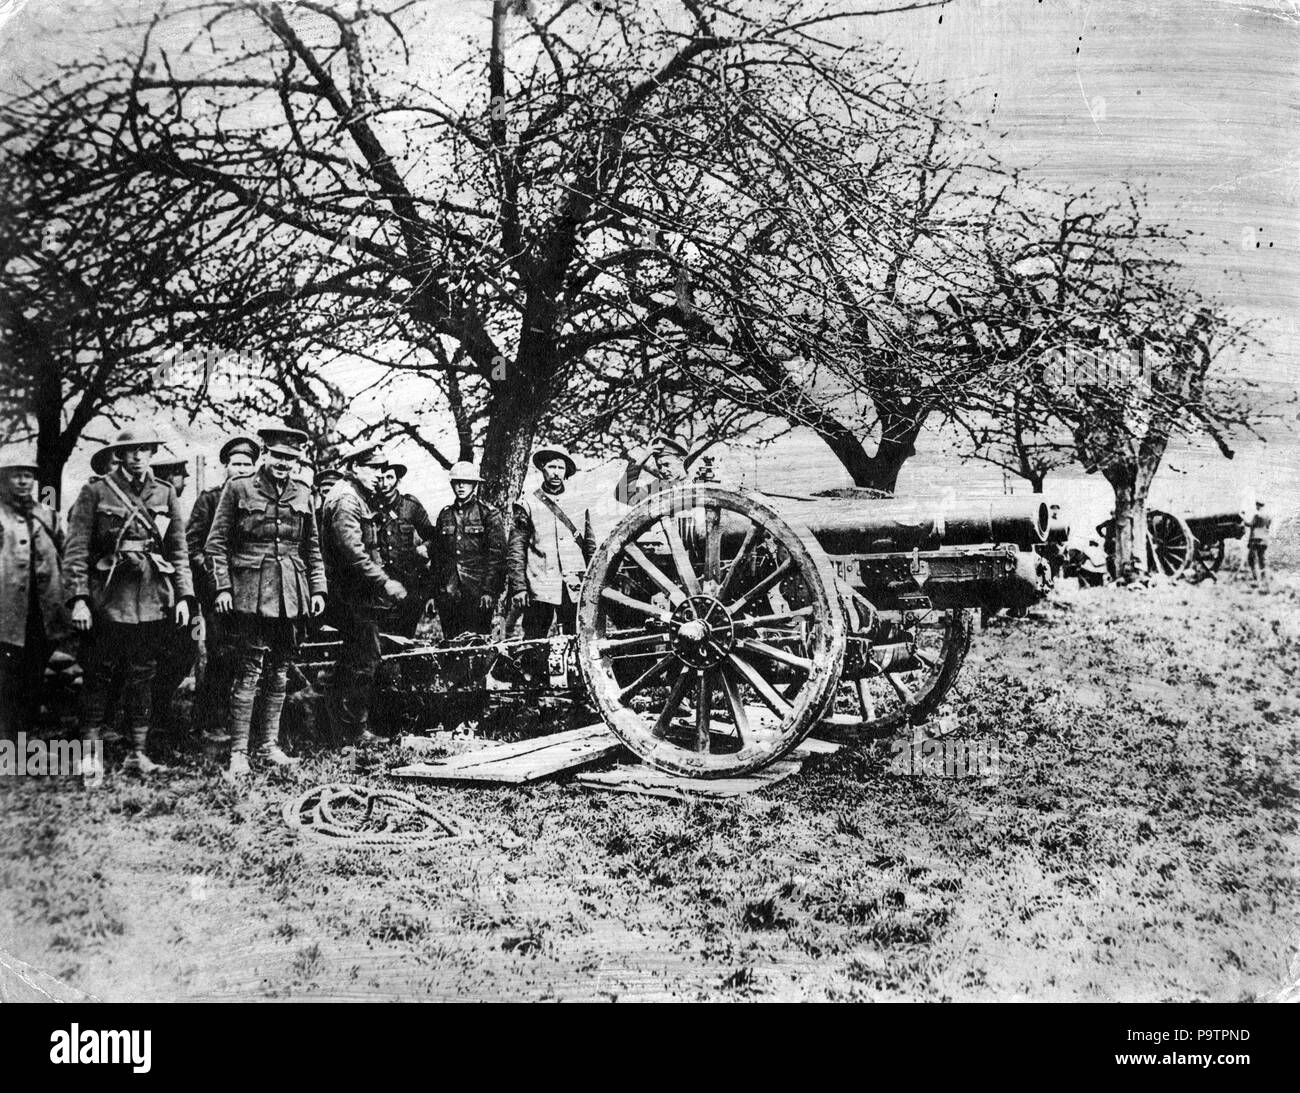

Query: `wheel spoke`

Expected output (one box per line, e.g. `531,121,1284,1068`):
885,671,916,708
718,522,759,600
726,651,792,721
654,669,694,737
618,654,676,704
736,638,812,672
660,516,701,597
913,648,940,670
728,556,796,614
601,588,670,622
732,606,814,630
623,544,687,606
719,667,750,743
855,678,877,722
704,503,723,587
694,671,711,752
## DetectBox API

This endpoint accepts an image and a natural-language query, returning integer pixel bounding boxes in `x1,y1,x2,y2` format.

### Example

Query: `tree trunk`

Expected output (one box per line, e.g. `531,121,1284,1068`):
33,352,66,508
478,361,549,512
1104,469,1148,581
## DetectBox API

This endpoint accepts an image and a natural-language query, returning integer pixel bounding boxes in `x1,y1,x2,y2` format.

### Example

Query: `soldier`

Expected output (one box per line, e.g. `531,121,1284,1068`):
432,461,507,639
205,425,326,777
148,450,196,739
508,445,594,639
0,451,64,742
186,435,259,741
616,434,693,505
151,451,190,499
373,459,437,637
1247,499,1271,590
64,429,194,776
89,446,119,482
320,443,407,742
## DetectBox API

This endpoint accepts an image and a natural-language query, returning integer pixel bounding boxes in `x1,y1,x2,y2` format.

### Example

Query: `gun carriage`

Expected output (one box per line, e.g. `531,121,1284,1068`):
297,486,1052,778
1097,508,1244,579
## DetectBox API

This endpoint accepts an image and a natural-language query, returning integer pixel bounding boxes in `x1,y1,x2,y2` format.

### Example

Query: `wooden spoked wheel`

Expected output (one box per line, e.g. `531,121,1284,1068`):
1146,510,1195,578
818,594,974,742
1100,511,1197,579
576,485,846,778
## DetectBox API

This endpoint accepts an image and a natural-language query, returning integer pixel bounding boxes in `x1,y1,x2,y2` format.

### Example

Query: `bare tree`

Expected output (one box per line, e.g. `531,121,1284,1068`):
7,0,958,504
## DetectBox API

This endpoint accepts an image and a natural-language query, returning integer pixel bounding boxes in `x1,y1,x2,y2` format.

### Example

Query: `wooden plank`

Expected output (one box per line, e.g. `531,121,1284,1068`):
575,756,807,801
390,724,624,785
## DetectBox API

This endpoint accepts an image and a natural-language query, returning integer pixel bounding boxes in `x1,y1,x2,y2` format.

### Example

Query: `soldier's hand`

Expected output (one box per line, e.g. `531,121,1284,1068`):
214,591,233,615
383,578,407,603
424,597,437,616
174,600,191,628
71,600,92,632
479,594,494,611
311,594,326,617
511,590,530,611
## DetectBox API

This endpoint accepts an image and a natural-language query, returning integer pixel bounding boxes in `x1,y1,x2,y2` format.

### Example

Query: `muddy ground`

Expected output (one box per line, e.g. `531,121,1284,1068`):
2,571,1297,1002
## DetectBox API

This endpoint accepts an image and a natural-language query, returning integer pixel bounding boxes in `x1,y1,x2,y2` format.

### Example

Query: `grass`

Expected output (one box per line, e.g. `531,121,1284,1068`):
1,570,1297,1001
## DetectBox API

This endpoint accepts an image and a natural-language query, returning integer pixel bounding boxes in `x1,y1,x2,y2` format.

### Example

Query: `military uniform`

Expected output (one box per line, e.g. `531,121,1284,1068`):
433,496,506,638
0,465,64,740
186,483,234,734
374,491,436,637
320,470,403,738
205,463,326,761
508,450,594,640
63,465,193,760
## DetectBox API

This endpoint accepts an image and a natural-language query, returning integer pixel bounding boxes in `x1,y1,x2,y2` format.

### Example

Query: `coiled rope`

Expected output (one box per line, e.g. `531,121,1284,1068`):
283,783,479,847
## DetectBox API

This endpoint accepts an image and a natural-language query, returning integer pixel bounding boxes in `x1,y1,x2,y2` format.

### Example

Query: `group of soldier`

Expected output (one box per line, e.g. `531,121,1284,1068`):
0,422,671,782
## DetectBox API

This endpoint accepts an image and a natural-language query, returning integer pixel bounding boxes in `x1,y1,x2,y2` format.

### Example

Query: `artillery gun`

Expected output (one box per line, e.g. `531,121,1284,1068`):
297,486,1052,778
1097,508,1244,579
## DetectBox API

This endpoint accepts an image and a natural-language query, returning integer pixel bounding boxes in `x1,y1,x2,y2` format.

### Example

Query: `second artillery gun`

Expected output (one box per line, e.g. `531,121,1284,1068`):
298,485,1053,778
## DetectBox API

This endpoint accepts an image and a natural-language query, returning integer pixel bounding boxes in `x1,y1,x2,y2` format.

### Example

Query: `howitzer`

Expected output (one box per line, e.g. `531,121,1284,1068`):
299,485,1055,779
1098,507,1245,579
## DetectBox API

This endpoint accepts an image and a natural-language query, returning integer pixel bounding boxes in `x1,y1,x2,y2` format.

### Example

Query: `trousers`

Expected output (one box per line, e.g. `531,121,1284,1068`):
522,590,577,640
325,606,383,737
80,619,170,751
226,614,299,754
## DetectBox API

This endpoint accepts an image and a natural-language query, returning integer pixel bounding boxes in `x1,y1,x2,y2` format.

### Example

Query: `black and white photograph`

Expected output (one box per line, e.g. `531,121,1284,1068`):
0,0,1296,1026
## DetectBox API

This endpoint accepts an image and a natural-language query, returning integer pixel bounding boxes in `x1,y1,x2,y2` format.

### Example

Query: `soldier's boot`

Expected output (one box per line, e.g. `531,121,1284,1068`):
225,648,263,777
224,751,251,780
122,724,168,776
252,662,298,768
326,668,377,744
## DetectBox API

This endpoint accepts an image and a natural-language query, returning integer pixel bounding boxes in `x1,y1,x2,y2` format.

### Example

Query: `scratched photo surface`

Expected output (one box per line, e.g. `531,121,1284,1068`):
0,0,1296,1003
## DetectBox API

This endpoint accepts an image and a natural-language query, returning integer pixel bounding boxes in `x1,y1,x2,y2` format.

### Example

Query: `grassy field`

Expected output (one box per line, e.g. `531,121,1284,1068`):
1,571,1297,1002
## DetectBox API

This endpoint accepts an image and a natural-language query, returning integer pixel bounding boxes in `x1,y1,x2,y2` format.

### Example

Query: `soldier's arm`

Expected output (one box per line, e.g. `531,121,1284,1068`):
331,493,391,590
485,504,508,597
204,482,237,594
411,497,437,544
506,503,531,594
164,486,194,600
62,484,96,606
303,500,328,596
616,452,652,506
582,508,596,563
186,489,215,566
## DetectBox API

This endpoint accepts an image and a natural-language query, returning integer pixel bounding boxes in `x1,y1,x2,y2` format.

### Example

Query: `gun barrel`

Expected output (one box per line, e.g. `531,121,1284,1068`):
766,494,1050,554
1185,512,1245,542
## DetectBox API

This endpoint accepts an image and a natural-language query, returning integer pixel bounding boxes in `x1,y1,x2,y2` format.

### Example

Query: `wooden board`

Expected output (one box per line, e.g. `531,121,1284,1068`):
575,739,839,802
389,724,625,785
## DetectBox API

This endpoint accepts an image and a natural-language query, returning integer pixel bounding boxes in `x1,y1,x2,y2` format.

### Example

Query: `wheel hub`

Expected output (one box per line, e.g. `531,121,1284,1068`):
669,595,735,669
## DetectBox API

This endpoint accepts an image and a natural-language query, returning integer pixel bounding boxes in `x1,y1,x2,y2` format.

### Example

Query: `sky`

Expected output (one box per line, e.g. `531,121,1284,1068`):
2,0,1297,529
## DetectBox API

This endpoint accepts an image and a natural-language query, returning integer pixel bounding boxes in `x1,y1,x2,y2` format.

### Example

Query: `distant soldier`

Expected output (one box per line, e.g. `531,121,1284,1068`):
508,445,594,639
313,466,344,526
186,435,259,741
151,451,190,500
148,450,197,738
89,446,119,482
205,425,326,777
320,443,407,742
373,459,437,637
432,461,507,639
616,434,693,506
64,429,194,776
0,450,64,742
1247,499,1271,590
